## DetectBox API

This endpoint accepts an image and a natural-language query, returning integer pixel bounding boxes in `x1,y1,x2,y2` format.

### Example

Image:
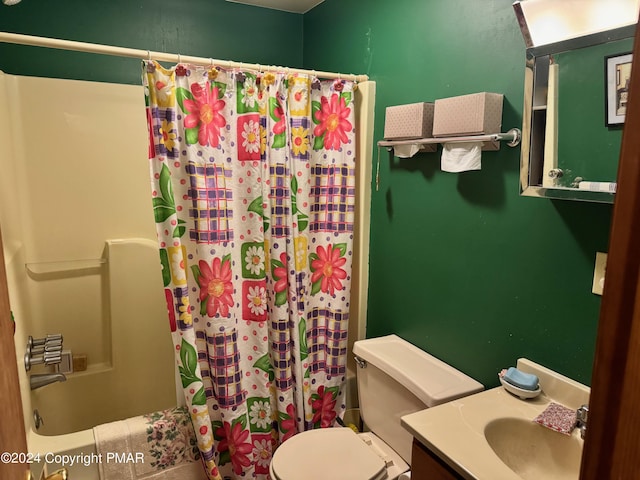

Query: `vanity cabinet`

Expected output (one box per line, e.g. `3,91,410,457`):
410,439,465,480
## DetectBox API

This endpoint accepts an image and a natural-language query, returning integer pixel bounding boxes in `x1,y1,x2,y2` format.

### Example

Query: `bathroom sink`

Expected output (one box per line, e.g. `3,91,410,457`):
484,417,582,480
402,359,590,480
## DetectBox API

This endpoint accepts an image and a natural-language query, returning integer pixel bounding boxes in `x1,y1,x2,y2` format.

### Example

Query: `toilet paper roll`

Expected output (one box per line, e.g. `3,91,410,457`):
441,141,483,172
394,144,421,158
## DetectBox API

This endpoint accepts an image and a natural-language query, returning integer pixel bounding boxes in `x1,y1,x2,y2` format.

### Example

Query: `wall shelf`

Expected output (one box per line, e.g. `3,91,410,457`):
25,258,107,275
377,128,522,149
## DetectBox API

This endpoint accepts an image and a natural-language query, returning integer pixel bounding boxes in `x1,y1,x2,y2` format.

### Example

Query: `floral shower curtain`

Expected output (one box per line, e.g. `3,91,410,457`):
143,60,357,479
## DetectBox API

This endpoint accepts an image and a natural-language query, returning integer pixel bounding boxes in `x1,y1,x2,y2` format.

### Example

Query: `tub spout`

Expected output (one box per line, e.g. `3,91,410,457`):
30,373,66,390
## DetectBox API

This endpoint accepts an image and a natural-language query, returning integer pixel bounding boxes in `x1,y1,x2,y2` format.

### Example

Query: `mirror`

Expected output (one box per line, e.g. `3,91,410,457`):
520,25,635,203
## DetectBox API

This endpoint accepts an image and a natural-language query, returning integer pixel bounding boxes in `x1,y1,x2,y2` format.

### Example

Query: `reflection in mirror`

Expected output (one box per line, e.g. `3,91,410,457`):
519,25,636,203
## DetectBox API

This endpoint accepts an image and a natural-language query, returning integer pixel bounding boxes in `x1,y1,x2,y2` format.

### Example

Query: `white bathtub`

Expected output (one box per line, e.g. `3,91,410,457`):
14,240,179,477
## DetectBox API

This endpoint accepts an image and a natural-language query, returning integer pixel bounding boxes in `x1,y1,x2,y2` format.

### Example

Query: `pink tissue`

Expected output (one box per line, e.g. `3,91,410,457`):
533,402,577,435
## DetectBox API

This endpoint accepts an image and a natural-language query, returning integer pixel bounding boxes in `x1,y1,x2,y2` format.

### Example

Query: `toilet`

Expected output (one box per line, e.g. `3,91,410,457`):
269,334,484,480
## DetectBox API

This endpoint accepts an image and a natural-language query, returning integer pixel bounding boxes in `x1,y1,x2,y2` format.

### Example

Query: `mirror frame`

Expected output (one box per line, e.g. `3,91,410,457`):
520,25,636,203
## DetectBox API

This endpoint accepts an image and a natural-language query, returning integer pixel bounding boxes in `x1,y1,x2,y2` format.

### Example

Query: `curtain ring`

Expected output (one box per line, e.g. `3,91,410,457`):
147,50,151,61
178,53,182,64
210,58,214,67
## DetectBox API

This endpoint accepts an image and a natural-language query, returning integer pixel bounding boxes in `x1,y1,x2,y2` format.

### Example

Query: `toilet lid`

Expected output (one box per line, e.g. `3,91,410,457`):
271,428,387,480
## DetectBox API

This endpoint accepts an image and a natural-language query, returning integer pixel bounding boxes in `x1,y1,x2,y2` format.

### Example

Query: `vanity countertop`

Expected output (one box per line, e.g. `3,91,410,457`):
401,358,590,480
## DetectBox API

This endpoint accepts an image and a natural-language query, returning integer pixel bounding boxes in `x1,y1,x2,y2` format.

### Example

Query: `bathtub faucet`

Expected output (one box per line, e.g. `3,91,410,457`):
30,373,66,390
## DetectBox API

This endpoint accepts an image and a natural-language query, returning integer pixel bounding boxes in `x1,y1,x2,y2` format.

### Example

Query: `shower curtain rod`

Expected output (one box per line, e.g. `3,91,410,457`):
0,31,369,82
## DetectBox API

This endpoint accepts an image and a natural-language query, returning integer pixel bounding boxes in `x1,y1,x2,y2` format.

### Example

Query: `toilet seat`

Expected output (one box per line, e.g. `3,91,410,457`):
270,428,388,480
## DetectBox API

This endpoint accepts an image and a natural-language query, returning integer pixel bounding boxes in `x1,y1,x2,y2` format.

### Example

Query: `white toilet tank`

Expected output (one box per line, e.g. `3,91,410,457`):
353,335,483,463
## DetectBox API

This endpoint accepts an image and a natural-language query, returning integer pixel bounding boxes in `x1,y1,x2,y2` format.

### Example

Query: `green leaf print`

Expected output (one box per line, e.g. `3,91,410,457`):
253,353,275,382
291,177,308,232
268,97,280,123
219,450,231,466
340,91,352,107
192,386,206,406
299,318,308,361
272,133,286,149
212,420,224,440
275,290,287,306
335,243,348,257
178,339,200,388
191,264,202,287
248,196,264,217
185,127,199,145
248,196,270,232
153,164,176,223
200,296,208,316
232,414,248,431
159,249,171,287
311,100,322,124
313,134,325,151
153,198,175,223
304,368,310,378
310,280,322,296
297,214,308,233
176,87,194,114
212,81,227,99
222,253,232,266
291,177,299,214
172,218,187,238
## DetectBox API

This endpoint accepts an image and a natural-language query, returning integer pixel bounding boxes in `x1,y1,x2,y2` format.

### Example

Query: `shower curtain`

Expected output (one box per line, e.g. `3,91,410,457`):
143,60,357,480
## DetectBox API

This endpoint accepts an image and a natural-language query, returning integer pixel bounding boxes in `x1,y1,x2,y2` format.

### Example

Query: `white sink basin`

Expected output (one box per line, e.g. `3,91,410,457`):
401,358,590,480
484,417,582,480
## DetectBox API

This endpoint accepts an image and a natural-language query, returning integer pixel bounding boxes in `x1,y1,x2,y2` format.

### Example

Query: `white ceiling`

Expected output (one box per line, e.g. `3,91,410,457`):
225,0,325,14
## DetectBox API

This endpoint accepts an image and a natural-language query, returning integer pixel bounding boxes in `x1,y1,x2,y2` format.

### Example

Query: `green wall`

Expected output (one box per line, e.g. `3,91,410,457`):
304,0,612,387
0,0,303,84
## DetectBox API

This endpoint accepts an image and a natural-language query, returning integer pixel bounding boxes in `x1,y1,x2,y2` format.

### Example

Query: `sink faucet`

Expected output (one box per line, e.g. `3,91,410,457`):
576,404,589,439
30,373,66,390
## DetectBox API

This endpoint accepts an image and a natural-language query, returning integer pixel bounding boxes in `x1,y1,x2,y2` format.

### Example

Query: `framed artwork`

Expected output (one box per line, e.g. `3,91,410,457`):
605,52,633,127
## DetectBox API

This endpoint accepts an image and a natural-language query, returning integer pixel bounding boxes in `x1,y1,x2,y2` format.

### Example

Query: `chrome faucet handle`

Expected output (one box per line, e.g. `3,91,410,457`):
25,334,64,371
576,404,589,423
576,404,589,439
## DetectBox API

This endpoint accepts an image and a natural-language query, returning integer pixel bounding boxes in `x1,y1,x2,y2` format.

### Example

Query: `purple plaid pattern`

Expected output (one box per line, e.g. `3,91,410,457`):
269,318,293,391
310,165,355,233
152,108,179,158
205,329,245,408
186,162,234,244
306,308,349,376
269,164,291,238
295,272,306,313
174,287,191,330
194,330,213,399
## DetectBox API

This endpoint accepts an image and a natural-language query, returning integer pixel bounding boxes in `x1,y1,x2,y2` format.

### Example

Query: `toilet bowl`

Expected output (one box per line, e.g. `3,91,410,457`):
269,335,483,480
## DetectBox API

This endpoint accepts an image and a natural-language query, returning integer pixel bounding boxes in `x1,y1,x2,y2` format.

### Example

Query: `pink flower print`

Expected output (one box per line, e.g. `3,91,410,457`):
183,82,226,147
198,257,233,317
273,252,289,293
312,386,337,428
272,101,286,135
311,244,347,296
313,93,352,150
165,289,176,332
281,403,298,442
146,108,156,159
216,421,253,475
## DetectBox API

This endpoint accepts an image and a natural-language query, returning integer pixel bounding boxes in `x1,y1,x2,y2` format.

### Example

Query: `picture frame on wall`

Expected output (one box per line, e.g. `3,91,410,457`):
606,52,633,127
